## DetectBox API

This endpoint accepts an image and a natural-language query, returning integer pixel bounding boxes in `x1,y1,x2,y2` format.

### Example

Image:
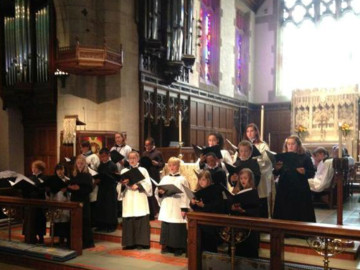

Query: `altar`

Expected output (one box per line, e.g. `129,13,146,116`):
291,86,359,158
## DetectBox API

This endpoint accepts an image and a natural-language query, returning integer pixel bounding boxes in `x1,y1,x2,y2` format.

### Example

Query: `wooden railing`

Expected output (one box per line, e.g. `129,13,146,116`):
187,212,360,270
0,196,83,255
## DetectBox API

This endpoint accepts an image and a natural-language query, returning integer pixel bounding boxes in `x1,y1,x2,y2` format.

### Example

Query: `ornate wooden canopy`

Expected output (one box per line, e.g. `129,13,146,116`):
56,42,123,76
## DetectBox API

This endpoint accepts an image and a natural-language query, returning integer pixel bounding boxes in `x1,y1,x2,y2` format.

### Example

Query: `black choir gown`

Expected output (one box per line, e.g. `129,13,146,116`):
69,172,94,248
229,188,260,258
95,160,119,231
207,166,227,187
142,148,165,220
232,158,261,187
45,175,70,239
273,153,316,222
22,173,47,244
191,184,227,252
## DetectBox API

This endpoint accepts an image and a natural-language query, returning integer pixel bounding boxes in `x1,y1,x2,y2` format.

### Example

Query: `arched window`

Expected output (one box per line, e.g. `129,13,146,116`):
200,0,220,86
235,10,250,97
278,0,360,97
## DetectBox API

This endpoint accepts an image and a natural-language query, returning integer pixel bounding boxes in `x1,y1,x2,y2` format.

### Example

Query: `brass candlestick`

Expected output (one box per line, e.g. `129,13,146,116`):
220,227,251,270
307,237,346,270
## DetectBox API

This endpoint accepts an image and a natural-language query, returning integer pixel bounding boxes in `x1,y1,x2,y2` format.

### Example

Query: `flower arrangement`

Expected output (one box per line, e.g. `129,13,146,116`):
340,123,351,137
295,124,308,137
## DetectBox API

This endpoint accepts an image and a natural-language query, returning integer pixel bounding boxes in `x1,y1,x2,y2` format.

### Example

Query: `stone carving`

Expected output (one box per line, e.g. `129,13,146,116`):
291,85,359,157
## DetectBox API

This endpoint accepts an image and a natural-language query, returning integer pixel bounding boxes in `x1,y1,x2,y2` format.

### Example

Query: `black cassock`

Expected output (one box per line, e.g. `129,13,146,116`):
69,172,94,248
232,158,261,187
191,184,227,252
208,166,227,187
141,148,165,220
22,173,47,244
228,188,260,258
273,153,316,222
95,160,118,230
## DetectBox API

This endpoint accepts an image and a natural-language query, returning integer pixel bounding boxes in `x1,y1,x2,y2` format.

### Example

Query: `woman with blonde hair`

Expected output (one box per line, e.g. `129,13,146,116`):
68,155,94,248
273,135,315,222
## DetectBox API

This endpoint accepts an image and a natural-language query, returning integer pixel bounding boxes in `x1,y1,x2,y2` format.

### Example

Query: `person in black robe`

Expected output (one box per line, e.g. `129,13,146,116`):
94,148,119,232
45,164,70,246
200,152,227,187
273,135,316,223
68,155,94,249
142,137,165,220
190,170,226,253
230,140,261,189
228,168,260,258
22,160,47,244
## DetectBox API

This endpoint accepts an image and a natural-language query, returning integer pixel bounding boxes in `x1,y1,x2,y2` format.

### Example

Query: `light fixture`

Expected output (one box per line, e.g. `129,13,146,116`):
54,68,69,88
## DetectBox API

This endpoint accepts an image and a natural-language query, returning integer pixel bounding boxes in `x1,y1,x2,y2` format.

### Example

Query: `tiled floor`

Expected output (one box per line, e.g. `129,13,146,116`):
314,194,360,225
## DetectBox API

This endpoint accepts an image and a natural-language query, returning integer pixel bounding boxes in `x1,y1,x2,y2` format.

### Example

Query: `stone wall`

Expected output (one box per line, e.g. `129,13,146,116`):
54,0,139,154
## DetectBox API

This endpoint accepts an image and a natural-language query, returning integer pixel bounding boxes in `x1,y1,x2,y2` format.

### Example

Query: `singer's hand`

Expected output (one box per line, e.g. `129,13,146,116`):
275,161,283,170
296,167,305,175
196,200,205,208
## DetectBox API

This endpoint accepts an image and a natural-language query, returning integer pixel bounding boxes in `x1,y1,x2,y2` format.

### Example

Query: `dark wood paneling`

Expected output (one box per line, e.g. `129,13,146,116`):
157,147,196,163
248,103,291,153
205,104,212,128
219,107,227,129
213,106,219,129
197,103,205,127
190,101,197,125
24,125,57,176
197,130,206,146
190,130,197,145
189,99,237,147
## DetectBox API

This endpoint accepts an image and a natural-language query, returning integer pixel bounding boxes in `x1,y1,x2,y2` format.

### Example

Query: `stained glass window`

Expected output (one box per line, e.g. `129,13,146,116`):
235,10,249,96
200,0,219,86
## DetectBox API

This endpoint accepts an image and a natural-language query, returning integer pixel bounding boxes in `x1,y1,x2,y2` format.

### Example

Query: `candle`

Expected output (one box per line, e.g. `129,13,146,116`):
338,123,342,158
179,110,182,143
260,105,264,141
73,132,77,157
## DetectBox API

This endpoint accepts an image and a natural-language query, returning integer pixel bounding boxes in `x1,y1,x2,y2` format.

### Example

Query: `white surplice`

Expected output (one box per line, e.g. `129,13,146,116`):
308,159,334,192
119,166,152,218
156,174,190,224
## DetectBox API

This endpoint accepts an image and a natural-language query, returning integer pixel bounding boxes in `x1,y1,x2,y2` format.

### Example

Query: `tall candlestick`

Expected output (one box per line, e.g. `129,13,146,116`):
179,110,182,143
73,132,77,157
338,123,342,158
260,105,264,141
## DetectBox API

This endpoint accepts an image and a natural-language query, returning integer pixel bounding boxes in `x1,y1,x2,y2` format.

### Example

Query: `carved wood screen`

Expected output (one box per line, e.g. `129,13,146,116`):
291,86,359,157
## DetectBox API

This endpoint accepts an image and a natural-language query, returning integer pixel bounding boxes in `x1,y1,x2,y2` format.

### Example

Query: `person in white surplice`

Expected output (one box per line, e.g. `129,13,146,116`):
156,157,190,256
119,151,152,250
308,147,334,192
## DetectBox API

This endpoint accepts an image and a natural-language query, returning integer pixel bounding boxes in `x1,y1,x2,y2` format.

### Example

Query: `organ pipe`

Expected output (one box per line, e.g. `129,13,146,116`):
3,1,49,86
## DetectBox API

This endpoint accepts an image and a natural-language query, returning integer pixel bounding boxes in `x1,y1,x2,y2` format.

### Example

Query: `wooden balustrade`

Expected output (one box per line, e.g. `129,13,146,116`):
187,212,360,270
0,196,83,255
